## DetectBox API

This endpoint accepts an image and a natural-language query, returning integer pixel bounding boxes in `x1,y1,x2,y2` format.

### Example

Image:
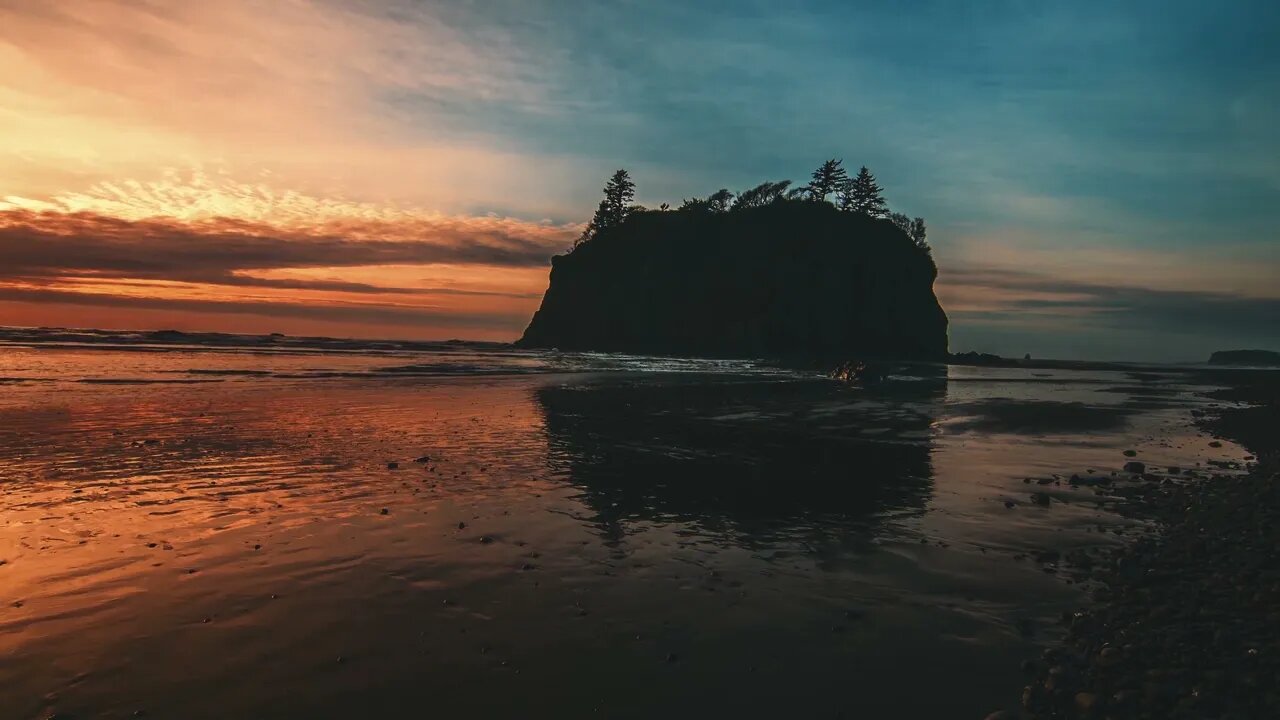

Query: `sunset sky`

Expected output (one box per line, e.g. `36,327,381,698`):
1,0,1276,360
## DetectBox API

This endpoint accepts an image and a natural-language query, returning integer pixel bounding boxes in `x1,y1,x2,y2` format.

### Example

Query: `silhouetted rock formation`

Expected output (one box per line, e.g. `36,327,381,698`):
949,350,1006,366
1209,349,1280,366
517,202,947,359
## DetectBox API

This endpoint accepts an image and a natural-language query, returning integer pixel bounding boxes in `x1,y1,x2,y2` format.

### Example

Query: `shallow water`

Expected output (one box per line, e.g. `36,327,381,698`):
0,335,1253,719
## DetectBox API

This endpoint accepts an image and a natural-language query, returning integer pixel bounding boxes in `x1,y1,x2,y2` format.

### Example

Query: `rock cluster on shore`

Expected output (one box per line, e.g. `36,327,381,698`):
1018,468,1279,718
990,371,1280,719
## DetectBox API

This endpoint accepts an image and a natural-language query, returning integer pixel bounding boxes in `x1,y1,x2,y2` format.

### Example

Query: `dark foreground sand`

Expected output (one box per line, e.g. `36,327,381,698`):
993,369,1280,719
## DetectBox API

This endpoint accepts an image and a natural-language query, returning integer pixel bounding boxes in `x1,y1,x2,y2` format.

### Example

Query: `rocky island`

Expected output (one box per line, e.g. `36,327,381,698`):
1208,349,1280,366
517,164,948,360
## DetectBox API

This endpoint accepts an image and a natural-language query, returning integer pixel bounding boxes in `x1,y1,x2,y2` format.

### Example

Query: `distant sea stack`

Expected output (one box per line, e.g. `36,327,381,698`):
1208,349,1280,366
517,202,948,360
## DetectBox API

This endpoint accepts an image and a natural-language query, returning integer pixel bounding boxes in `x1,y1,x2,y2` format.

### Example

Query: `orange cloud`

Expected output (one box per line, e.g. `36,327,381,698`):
0,202,572,339
0,0,582,215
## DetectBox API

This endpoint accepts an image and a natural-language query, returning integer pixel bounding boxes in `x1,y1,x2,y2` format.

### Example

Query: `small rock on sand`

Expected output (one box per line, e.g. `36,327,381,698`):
1123,461,1145,474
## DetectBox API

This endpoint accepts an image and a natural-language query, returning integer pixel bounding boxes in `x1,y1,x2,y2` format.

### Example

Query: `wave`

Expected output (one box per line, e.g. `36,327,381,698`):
0,324,809,385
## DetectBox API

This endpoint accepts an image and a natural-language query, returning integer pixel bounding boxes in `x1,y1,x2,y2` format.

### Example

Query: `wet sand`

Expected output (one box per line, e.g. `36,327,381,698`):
1008,368,1279,719
0,344,1257,719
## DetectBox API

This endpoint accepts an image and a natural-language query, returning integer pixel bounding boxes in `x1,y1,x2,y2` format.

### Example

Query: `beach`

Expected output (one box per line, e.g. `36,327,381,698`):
0,331,1262,718
1012,369,1279,719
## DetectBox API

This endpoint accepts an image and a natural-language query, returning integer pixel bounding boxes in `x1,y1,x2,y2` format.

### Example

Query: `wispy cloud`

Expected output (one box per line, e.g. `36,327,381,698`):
0,0,586,215
0,285,529,331
0,208,573,281
0,199,571,338
935,228,1280,359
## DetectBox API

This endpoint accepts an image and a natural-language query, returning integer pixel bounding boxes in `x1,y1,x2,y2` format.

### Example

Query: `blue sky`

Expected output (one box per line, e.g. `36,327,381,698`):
389,0,1278,233
382,0,1280,359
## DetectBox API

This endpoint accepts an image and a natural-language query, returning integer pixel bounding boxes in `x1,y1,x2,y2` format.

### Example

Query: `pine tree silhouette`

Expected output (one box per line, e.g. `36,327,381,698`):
807,159,849,203
839,166,888,217
577,169,636,246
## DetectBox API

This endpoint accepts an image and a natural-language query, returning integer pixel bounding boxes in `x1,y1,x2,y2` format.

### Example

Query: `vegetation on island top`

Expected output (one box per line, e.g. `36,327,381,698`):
574,159,930,254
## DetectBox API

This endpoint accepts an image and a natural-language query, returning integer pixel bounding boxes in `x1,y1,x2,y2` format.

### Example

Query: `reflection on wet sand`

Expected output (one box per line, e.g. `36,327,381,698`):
537,374,941,549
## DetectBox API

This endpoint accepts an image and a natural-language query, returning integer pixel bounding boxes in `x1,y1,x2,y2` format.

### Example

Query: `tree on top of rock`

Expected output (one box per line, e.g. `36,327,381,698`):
807,159,849,203
678,196,711,212
890,212,930,253
706,188,734,213
889,212,911,235
577,169,636,246
839,166,888,217
733,180,793,209
909,217,928,251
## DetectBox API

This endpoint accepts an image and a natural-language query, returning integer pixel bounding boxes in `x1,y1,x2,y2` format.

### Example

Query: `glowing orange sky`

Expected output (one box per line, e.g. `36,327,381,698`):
0,1,584,340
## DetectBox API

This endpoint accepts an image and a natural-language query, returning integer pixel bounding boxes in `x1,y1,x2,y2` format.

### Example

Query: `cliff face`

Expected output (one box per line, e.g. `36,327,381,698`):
517,202,948,360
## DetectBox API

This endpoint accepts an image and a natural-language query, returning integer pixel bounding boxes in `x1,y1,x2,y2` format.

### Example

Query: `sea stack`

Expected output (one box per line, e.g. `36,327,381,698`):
517,201,948,360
